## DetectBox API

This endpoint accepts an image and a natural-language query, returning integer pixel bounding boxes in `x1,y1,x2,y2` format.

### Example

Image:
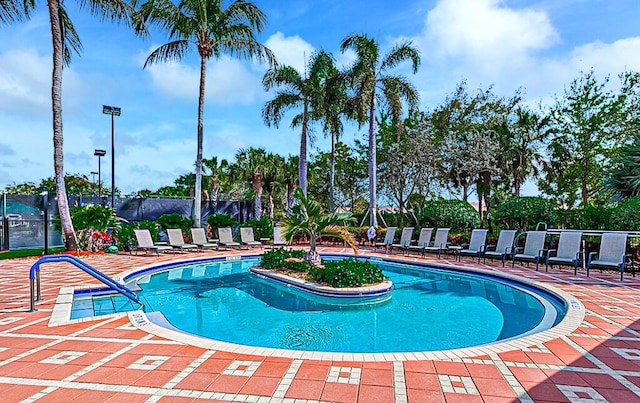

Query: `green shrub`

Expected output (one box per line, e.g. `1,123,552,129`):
494,197,555,231
610,197,640,230
111,220,160,251
260,247,307,270
156,213,193,236
54,204,119,251
243,216,272,239
418,200,478,232
554,205,613,230
207,214,237,235
310,258,386,288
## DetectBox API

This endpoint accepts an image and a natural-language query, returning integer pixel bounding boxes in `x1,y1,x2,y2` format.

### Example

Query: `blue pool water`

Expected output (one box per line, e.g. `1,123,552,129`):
84,257,567,353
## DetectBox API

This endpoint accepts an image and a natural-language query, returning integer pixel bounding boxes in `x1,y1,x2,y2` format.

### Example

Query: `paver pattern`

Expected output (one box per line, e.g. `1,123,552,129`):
2,246,640,402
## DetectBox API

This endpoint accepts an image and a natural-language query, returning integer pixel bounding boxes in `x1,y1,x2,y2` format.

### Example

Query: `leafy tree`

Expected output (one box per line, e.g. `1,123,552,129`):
232,147,280,219
540,70,631,205
140,0,275,228
340,33,420,227
280,188,356,265
202,156,230,203
262,50,334,195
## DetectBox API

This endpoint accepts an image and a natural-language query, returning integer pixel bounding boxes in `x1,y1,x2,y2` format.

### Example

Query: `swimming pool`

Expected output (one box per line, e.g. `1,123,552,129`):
78,256,573,353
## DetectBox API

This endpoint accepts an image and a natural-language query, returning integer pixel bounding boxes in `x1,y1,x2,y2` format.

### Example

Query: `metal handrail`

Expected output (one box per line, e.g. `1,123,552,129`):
29,254,142,312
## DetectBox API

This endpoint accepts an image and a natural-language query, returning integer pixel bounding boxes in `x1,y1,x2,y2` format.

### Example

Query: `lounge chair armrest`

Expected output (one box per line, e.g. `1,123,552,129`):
546,248,557,259
512,246,522,254
461,243,470,249
486,244,497,251
537,248,547,258
587,251,598,267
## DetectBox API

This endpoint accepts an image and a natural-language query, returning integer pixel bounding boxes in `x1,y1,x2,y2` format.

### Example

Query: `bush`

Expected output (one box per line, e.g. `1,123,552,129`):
260,247,307,271
56,204,119,251
309,258,386,288
111,220,160,251
418,200,478,232
610,197,640,230
494,197,555,231
243,216,272,239
156,213,194,236
554,205,613,230
206,214,237,235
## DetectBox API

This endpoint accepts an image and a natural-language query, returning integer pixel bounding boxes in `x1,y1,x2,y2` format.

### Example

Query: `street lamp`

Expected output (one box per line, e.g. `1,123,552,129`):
90,171,98,196
102,105,121,209
94,149,106,200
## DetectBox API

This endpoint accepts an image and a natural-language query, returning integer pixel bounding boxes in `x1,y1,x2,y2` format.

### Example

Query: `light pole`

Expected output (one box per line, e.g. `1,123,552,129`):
94,149,106,201
102,105,121,209
90,171,98,196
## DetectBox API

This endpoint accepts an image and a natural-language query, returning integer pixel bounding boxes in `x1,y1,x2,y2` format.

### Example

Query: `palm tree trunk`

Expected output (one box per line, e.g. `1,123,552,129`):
299,101,308,195
368,96,377,227
48,0,77,251
252,171,262,219
330,130,336,214
193,56,206,227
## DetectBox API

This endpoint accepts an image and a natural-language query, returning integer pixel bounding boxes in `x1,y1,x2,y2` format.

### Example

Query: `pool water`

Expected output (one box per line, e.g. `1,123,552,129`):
103,258,566,353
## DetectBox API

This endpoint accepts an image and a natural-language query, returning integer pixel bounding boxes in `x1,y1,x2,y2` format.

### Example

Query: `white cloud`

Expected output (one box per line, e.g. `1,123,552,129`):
422,0,558,73
0,49,51,118
265,32,315,73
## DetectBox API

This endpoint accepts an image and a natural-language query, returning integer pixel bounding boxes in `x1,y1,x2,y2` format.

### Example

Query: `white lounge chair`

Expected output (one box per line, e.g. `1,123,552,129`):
587,233,630,280
423,228,450,258
408,228,433,255
240,227,263,249
512,231,547,270
484,230,517,266
217,227,241,249
391,227,414,254
191,227,219,250
458,229,488,262
132,229,173,255
375,227,397,252
272,226,288,249
167,228,199,253
545,231,582,273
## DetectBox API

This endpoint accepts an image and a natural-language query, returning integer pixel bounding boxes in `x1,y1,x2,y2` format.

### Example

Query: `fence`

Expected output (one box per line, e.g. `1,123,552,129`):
0,194,253,251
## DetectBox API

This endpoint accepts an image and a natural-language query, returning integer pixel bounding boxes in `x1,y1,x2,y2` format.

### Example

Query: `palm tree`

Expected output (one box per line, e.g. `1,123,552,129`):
262,50,334,195
8,0,139,250
234,147,279,219
140,0,275,228
340,34,420,227
282,155,299,208
280,187,357,265
202,156,229,203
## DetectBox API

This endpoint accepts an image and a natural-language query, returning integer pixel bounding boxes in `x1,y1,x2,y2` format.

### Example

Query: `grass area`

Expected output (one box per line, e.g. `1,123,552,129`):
0,248,65,260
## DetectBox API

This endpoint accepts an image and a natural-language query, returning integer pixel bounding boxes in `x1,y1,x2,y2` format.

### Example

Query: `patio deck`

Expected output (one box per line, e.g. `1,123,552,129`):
1,247,640,402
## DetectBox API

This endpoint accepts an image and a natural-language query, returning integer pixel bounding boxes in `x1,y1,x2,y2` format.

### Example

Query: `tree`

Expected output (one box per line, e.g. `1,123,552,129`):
280,187,357,265
140,0,275,227
233,147,279,219
0,0,32,24
340,34,420,226
262,50,334,195
541,70,631,205
202,156,230,203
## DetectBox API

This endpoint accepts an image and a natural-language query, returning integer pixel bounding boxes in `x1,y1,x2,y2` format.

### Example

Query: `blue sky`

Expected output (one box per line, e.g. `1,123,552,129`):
0,0,639,196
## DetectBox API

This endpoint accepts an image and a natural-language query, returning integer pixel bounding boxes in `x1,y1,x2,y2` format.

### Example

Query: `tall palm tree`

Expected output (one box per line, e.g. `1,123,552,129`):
140,0,275,228
202,156,229,203
340,34,420,227
262,50,334,195
234,147,279,219
7,0,138,250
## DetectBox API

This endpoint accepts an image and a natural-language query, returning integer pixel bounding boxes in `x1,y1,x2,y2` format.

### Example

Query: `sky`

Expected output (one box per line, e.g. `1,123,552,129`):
0,0,639,197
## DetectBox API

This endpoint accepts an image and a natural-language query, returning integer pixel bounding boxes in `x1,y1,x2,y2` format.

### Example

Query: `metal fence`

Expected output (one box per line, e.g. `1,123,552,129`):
0,193,253,251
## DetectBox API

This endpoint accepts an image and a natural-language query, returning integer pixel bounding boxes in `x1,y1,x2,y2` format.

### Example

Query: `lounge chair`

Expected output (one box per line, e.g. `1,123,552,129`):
391,227,414,254
375,227,397,252
512,231,547,270
423,228,450,258
240,227,263,249
407,228,433,255
132,229,173,255
167,228,199,253
272,226,288,248
191,227,219,250
483,229,517,266
217,227,241,249
458,229,489,262
545,231,582,273
587,233,631,280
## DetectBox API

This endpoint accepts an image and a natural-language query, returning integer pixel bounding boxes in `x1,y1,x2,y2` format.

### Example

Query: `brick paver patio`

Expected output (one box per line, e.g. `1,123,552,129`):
1,246,640,402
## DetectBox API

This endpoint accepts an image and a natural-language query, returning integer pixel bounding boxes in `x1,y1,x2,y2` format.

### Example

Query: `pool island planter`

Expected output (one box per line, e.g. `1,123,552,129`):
250,266,393,298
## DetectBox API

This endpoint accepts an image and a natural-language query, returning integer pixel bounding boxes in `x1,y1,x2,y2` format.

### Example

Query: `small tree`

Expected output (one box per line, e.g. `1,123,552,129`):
280,188,357,265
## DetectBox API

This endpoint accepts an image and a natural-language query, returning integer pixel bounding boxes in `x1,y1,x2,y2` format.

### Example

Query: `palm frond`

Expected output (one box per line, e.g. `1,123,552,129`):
261,92,303,127
143,40,190,67
59,5,82,66
380,41,421,73
262,65,303,91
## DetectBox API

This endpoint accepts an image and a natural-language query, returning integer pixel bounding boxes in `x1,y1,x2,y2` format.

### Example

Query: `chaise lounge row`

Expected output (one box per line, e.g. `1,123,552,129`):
132,226,266,254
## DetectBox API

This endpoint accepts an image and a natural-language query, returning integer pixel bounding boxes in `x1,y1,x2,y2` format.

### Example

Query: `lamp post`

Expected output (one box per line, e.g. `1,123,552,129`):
94,149,106,201
102,105,121,209
41,187,48,255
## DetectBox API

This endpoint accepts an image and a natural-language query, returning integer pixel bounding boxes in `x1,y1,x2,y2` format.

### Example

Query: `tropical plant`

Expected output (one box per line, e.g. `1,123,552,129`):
340,33,420,226
280,187,357,265
259,247,307,271
202,156,230,203
262,50,335,195
61,204,119,251
309,258,385,288
494,196,556,231
206,213,236,235
242,215,272,239
0,0,32,24
156,213,194,237
232,147,280,219
139,0,275,228
418,200,479,233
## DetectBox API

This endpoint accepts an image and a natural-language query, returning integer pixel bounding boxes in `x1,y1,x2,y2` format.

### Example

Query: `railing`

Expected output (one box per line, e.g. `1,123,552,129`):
29,254,142,312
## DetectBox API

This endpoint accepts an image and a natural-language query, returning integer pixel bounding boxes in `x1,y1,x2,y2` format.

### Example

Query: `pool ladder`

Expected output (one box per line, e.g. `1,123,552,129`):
29,254,143,312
